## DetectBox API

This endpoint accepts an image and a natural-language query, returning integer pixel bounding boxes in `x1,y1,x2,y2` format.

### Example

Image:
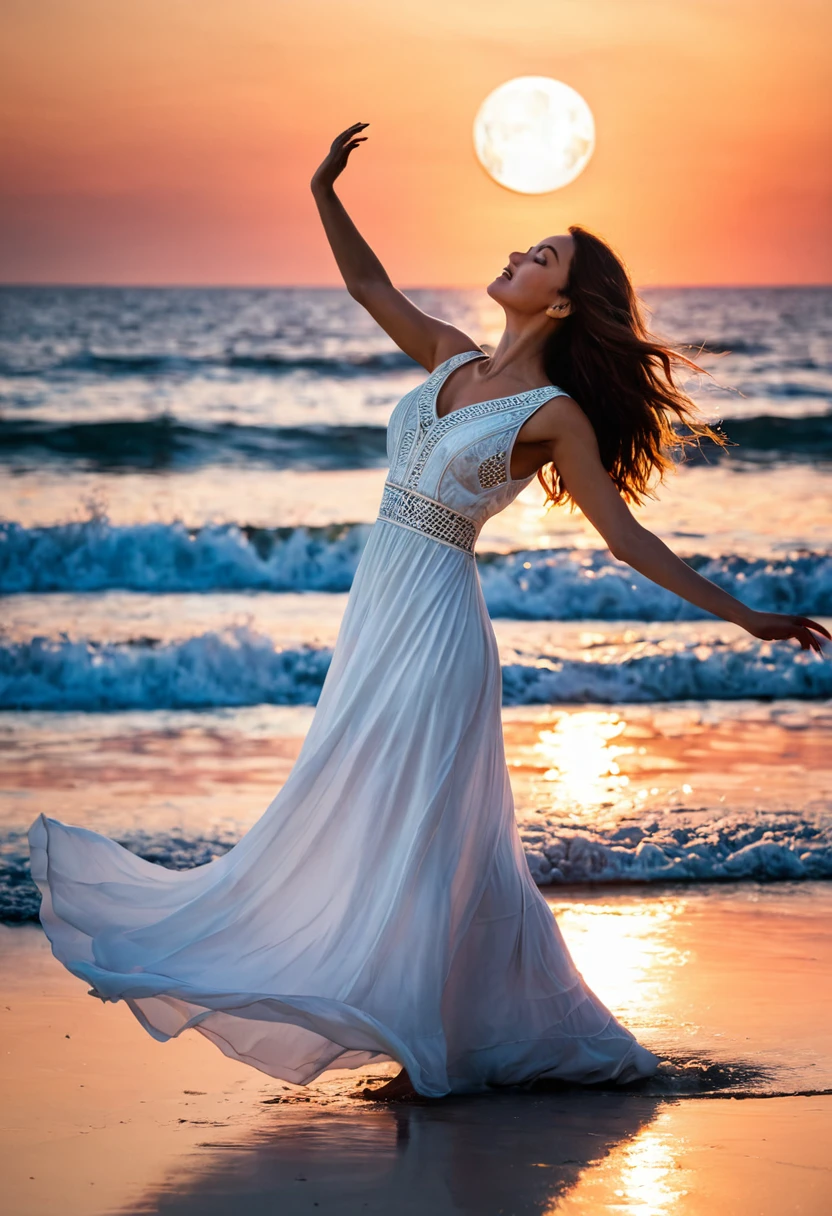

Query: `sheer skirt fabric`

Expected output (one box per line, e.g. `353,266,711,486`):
30,521,658,1094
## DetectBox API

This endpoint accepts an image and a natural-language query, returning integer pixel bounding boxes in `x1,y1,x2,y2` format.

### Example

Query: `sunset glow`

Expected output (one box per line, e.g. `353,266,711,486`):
545,897,690,1022
1,0,829,285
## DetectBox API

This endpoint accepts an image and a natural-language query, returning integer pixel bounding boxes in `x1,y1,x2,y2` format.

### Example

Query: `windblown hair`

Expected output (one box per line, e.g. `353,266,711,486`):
539,224,726,507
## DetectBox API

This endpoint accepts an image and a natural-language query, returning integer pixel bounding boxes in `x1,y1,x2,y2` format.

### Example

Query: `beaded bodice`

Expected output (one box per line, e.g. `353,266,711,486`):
377,349,568,555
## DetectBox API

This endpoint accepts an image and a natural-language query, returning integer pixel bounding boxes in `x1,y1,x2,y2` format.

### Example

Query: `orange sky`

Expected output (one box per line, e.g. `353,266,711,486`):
1,0,830,286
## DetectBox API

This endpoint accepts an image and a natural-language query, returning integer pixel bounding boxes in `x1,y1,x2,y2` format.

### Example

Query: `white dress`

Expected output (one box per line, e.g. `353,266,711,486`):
29,350,660,1096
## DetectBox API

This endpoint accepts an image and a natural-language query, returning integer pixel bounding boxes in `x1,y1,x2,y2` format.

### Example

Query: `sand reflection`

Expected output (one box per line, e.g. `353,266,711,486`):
613,1126,679,1216
553,1111,685,1215
123,1089,663,1216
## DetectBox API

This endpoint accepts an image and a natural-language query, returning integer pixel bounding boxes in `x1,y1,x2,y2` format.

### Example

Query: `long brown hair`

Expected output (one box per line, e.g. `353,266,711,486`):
539,224,726,507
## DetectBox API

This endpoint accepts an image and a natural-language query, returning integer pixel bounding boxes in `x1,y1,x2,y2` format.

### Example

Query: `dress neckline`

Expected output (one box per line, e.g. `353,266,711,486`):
432,350,558,423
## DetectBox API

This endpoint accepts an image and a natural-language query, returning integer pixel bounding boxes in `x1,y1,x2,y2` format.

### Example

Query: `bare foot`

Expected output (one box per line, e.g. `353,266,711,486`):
357,1068,417,1101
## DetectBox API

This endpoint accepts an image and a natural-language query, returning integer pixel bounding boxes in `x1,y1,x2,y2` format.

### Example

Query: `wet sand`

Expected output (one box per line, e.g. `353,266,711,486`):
3,698,830,880
2,882,831,1215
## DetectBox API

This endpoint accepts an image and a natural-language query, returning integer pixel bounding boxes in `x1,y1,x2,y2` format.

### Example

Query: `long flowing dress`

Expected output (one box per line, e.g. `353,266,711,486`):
28,349,660,1096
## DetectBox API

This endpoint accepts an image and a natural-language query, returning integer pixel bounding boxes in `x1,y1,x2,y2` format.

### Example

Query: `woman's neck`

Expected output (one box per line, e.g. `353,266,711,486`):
475,313,560,387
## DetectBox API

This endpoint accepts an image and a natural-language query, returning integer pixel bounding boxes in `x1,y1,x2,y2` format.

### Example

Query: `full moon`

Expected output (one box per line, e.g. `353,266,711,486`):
473,77,595,195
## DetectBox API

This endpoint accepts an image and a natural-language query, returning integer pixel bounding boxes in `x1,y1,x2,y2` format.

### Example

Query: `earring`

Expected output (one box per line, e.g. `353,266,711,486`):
545,303,569,318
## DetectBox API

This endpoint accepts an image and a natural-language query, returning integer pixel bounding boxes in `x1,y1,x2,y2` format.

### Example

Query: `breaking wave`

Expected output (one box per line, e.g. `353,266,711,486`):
1,627,829,712
2,519,830,620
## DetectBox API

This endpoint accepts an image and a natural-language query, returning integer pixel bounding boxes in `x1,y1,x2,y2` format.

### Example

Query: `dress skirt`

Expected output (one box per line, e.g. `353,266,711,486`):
29,518,659,1096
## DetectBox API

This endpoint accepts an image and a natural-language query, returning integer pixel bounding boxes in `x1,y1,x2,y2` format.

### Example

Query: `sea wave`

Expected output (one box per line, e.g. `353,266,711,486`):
720,411,832,455
480,548,832,621
0,411,830,470
0,348,419,378
0,418,390,471
1,627,829,712
684,337,773,357
3,809,829,923
0,519,373,594
3,519,831,619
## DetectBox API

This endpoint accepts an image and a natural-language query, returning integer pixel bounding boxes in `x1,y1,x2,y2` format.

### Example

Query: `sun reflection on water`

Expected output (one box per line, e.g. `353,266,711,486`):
613,1125,682,1216
533,710,634,817
551,1112,685,1215
546,897,690,1024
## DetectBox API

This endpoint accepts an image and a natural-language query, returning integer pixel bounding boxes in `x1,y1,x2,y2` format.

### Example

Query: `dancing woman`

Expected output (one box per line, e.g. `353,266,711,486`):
29,124,828,1102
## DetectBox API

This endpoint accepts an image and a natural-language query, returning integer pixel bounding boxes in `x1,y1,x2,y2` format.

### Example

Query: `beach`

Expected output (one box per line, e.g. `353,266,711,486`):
4,0,832,1195
1,284,830,1212
3,881,831,1215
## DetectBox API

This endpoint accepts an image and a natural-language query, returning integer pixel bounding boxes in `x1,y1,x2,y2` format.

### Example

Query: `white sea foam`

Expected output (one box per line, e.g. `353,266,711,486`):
3,808,830,923
0,519,371,594
520,812,832,886
1,627,829,711
3,520,831,620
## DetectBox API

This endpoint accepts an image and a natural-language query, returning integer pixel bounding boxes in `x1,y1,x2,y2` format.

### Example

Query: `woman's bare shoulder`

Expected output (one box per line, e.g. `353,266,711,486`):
520,391,587,441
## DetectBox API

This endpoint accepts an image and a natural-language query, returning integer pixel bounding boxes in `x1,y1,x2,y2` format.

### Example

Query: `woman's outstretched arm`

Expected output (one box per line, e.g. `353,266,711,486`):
311,123,476,371
523,396,830,652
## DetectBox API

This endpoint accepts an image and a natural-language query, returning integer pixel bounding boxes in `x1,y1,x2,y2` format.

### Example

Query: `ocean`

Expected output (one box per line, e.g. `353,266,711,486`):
1,284,830,920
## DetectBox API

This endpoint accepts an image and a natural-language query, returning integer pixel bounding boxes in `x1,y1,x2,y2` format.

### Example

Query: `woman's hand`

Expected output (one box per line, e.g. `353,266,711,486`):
311,122,369,196
744,611,830,653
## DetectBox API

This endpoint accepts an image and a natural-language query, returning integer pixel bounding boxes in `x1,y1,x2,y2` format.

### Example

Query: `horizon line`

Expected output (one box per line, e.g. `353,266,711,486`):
1,281,831,292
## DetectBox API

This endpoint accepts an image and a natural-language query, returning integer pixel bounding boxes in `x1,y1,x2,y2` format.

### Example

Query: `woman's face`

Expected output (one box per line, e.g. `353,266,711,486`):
487,234,575,316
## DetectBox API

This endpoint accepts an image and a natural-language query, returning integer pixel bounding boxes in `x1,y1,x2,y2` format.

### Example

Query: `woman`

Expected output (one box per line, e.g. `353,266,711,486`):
29,124,828,1103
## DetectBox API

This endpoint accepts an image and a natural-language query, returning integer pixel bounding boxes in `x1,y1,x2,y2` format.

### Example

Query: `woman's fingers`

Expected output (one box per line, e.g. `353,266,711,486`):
340,140,367,161
793,623,826,653
793,616,829,653
753,614,829,652
334,141,365,168
334,122,369,145
796,616,831,641
328,125,369,161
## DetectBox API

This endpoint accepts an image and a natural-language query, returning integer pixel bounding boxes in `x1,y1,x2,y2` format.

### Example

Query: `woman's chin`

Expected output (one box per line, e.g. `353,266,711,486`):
486,277,510,301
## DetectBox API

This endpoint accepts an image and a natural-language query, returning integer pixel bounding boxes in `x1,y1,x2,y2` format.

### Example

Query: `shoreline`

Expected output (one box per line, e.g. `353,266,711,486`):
3,698,831,925
3,881,831,1214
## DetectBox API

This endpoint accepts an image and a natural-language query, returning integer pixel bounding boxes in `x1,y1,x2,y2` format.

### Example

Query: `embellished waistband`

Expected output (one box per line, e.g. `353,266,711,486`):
377,482,477,555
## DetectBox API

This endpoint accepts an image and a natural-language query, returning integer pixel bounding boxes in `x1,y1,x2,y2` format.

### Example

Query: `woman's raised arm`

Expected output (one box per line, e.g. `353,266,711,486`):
311,124,477,372
522,395,830,653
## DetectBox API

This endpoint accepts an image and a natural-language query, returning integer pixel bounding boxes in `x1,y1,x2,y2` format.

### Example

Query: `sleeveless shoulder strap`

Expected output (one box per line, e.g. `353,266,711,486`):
434,349,487,379
519,384,570,418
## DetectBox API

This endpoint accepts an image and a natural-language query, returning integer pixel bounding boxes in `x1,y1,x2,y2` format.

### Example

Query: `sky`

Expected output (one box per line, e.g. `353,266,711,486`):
1,0,830,287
